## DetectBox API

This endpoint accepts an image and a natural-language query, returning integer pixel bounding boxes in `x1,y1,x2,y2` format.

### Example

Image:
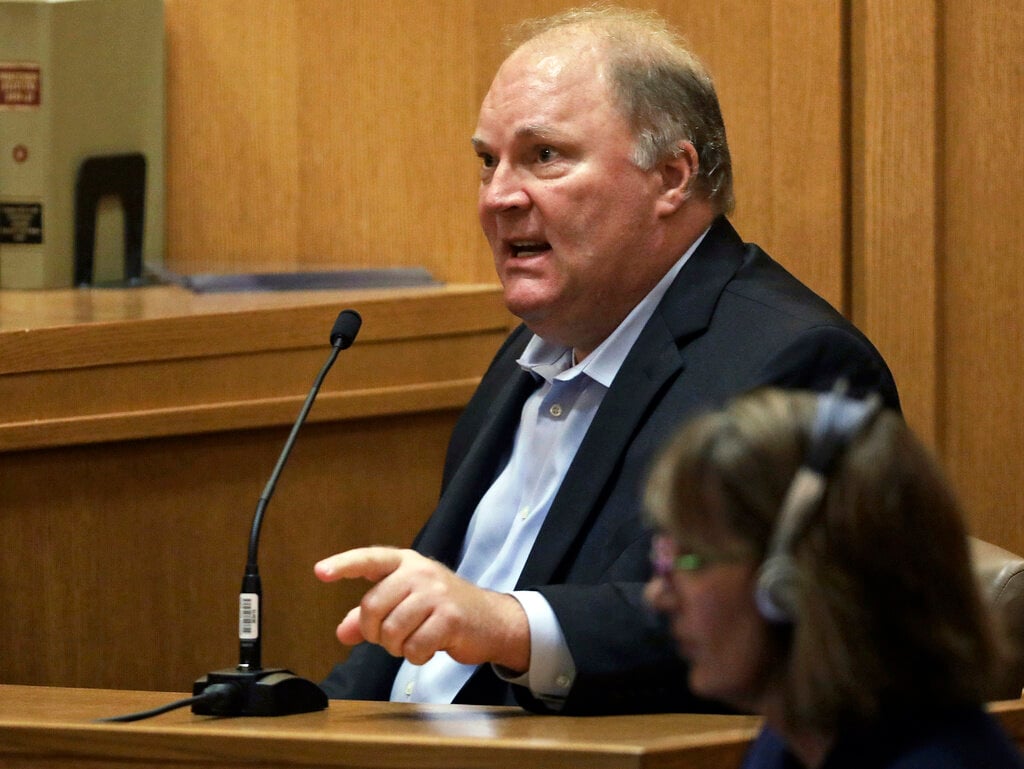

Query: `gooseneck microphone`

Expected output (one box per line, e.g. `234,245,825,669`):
190,308,362,717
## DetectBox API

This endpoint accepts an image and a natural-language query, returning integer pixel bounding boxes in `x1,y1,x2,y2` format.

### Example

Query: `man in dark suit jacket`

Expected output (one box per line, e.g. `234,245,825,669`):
316,6,898,714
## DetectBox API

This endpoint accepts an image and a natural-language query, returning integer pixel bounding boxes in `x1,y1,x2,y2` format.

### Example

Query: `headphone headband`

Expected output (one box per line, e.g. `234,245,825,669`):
755,381,883,623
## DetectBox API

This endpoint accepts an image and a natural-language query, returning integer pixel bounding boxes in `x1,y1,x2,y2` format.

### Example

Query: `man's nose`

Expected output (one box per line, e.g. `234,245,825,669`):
480,164,530,212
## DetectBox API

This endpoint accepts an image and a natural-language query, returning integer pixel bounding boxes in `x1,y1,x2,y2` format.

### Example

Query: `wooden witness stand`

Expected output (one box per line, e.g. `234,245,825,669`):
0,683,754,769
2,3,1021,762
3,685,1024,769
0,285,516,694
3,292,1024,768
0,284,512,453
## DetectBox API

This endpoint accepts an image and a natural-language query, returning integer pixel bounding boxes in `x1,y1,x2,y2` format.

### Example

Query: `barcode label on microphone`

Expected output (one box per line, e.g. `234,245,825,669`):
239,593,259,640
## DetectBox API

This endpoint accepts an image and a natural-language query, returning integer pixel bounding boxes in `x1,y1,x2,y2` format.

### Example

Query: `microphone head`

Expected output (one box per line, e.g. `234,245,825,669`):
330,309,362,349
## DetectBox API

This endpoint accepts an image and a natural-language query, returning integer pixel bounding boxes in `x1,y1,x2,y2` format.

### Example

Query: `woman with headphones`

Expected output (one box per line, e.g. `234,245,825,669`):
643,386,1022,768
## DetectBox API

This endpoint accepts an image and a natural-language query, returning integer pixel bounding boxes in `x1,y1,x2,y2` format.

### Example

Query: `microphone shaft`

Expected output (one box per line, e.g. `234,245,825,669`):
191,308,359,717
238,338,344,670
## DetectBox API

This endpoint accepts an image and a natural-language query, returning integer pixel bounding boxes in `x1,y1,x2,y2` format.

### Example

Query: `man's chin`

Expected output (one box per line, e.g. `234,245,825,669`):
501,292,552,327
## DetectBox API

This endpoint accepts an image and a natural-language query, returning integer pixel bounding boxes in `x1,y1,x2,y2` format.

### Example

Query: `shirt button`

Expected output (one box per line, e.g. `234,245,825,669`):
519,506,530,520
556,674,572,689
549,403,563,417
404,681,414,696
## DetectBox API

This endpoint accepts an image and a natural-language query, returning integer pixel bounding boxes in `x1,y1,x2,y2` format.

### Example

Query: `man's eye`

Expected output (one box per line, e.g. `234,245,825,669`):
478,153,496,168
537,147,555,162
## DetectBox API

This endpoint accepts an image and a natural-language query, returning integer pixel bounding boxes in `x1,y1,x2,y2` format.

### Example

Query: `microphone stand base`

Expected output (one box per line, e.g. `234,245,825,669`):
192,667,328,716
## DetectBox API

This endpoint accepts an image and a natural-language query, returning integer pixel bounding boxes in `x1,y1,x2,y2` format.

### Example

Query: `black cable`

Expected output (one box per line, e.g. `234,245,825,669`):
96,682,240,723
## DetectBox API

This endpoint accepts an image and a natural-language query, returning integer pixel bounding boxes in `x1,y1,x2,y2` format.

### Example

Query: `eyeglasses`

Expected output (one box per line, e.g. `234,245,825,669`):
650,533,749,578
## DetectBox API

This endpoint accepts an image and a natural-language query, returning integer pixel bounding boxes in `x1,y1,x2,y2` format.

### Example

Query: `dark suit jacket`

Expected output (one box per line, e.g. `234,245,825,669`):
321,217,900,714
741,707,1024,768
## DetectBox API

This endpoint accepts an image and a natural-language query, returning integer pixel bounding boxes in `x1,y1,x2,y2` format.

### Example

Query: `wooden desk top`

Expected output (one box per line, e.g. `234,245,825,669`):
0,283,505,372
1,685,762,769
4,689,1024,769
0,283,503,331
0,284,512,451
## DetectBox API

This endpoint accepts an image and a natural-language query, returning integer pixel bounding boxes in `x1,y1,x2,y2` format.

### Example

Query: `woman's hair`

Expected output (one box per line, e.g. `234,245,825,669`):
505,4,734,214
645,388,997,732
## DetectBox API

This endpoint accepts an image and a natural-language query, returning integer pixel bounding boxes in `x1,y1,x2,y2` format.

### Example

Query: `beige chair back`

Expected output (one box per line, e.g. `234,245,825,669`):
970,537,1024,700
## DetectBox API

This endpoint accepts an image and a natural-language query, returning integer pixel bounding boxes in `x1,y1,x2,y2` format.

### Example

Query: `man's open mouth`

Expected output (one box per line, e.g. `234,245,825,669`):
510,241,550,257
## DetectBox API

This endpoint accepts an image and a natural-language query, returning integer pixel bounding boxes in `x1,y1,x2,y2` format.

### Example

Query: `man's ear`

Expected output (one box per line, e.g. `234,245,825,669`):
655,141,699,217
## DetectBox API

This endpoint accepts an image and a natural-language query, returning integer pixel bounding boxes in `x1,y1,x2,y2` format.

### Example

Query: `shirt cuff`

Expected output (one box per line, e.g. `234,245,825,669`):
491,590,576,708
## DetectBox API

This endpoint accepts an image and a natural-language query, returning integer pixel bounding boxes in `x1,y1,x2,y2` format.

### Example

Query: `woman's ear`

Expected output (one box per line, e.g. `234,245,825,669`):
655,141,700,217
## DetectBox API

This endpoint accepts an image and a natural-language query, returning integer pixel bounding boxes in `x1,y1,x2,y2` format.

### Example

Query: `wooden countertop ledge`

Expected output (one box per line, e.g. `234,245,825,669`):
0,284,512,452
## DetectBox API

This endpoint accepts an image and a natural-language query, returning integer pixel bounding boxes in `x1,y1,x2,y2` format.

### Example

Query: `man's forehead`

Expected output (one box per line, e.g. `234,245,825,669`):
473,44,612,144
484,31,608,99
471,122,565,152
507,32,605,82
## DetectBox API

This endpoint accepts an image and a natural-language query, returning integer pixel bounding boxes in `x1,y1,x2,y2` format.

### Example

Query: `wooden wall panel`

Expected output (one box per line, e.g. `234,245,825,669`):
760,1,846,307
849,0,939,445
161,0,851,357
164,0,490,283
658,0,846,308
164,0,301,272
942,0,1024,549
853,0,1024,554
166,1,846,301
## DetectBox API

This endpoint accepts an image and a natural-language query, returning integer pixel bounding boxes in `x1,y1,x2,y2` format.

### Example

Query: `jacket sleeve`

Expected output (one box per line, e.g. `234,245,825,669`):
519,532,732,714
320,641,403,700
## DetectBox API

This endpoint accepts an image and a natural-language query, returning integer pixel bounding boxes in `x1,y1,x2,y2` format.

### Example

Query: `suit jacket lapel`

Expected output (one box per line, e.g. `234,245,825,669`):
412,366,539,568
514,319,682,586
516,217,747,586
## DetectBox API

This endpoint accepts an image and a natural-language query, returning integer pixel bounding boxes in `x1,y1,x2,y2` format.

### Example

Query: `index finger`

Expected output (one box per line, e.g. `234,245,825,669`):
314,546,405,583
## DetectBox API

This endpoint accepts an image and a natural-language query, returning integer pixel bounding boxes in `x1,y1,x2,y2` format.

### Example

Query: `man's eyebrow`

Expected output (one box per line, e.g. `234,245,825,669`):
516,123,559,140
471,124,564,152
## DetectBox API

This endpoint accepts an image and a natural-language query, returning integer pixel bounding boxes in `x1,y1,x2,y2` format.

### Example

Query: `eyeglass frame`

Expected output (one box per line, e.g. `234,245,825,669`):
650,533,752,578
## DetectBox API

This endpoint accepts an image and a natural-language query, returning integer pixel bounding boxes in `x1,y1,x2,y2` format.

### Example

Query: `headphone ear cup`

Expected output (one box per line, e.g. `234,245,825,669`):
752,384,883,626
755,553,800,623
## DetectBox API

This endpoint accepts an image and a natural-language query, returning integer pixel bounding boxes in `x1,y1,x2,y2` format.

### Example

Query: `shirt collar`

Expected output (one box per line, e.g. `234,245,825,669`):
517,227,710,388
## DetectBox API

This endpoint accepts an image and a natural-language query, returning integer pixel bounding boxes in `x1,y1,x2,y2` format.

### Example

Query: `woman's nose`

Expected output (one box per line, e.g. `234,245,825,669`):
644,573,678,614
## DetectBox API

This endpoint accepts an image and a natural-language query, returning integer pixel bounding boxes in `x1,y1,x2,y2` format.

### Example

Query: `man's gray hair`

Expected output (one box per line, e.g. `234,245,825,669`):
507,5,735,214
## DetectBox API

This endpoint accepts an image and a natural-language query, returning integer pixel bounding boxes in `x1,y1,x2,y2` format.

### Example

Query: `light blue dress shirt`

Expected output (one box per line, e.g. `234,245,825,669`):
390,230,707,706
